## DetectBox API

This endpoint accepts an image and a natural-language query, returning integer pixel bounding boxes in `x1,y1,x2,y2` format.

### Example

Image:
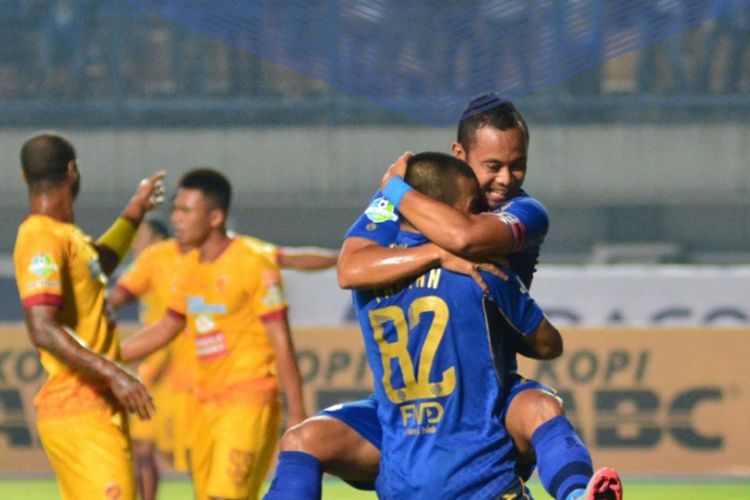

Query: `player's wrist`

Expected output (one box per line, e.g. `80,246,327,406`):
120,199,147,225
383,176,413,210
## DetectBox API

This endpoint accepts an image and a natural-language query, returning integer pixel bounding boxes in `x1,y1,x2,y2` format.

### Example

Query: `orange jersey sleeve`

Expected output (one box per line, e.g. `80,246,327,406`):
241,235,281,266
14,218,67,308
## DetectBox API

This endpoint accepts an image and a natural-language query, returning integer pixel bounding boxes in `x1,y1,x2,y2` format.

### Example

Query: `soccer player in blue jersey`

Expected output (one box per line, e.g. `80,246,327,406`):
357,152,562,498
265,96,622,500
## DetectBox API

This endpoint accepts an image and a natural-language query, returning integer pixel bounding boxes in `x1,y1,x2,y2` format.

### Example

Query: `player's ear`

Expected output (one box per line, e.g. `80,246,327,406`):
452,141,467,161
209,208,225,229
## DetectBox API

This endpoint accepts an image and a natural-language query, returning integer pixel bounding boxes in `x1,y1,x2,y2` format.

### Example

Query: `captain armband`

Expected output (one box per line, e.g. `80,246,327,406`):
96,217,137,261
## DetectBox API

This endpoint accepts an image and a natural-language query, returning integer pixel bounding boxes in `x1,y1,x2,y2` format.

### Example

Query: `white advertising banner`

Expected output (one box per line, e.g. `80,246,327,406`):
282,266,750,327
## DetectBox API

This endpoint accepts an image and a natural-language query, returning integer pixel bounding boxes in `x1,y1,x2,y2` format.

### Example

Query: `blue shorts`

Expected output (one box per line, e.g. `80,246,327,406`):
501,373,559,421
319,395,382,449
318,396,381,490
319,376,557,451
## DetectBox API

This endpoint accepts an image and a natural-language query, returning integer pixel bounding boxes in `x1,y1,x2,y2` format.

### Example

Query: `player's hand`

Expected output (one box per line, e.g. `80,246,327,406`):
380,151,412,191
108,365,155,421
438,249,508,294
122,171,166,222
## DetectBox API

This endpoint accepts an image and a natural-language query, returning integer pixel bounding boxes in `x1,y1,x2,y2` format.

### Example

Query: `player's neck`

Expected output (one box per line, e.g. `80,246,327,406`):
28,187,74,223
198,229,232,262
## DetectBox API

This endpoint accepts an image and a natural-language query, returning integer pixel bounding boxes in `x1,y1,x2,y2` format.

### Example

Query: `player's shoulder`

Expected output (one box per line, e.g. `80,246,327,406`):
487,268,526,294
496,191,548,216
233,235,279,268
140,238,180,259
17,215,74,245
237,235,278,260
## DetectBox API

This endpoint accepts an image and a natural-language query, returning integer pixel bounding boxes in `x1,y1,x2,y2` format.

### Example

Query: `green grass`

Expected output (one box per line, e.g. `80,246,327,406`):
1,477,749,499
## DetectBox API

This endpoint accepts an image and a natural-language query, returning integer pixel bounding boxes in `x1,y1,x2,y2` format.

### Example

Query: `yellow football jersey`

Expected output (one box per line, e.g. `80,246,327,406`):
116,239,185,385
14,215,120,418
241,235,281,265
167,236,288,403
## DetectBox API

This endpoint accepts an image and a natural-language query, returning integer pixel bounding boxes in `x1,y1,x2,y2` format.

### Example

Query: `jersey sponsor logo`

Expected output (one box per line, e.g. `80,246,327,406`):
28,253,58,278
364,197,399,223
194,313,216,333
400,401,444,435
195,330,228,361
187,296,227,314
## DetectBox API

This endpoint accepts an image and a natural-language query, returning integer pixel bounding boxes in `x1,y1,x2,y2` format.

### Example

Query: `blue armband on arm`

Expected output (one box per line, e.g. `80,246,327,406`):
382,177,413,210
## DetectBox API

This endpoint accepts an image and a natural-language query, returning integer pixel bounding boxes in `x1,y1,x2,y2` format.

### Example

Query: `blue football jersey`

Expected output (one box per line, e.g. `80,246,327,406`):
353,230,544,499
345,188,548,288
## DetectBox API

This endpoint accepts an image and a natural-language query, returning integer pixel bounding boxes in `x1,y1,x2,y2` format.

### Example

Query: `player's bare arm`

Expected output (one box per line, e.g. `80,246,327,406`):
517,316,563,360
107,285,135,311
121,312,184,363
381,155,516,260
264,315,307,428
337,236,441,289
96,171,166,275
278,246,339,271
338,236,506,293
24,304,155,420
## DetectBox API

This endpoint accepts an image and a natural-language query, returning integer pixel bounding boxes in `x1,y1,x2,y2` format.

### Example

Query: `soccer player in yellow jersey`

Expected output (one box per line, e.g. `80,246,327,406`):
13,132,164,500
110,219,183,500
122,168,307,500
111,221,336,500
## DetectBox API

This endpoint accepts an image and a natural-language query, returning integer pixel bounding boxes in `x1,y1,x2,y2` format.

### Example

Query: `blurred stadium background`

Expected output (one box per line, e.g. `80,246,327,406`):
1,1,749,498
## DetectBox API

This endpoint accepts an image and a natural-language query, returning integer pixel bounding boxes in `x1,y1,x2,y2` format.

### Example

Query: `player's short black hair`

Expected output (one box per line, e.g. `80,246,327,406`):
178,168,232,213
405,152,478,207
20,132,76,190
144,218,170,239
457,93,529,152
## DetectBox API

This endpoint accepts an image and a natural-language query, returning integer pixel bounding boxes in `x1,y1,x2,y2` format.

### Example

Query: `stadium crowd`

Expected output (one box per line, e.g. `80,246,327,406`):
0,0,748,102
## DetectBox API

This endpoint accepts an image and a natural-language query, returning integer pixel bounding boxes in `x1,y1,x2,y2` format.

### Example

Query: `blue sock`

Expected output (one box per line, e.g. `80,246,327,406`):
531,416,593,500
263,451,323,500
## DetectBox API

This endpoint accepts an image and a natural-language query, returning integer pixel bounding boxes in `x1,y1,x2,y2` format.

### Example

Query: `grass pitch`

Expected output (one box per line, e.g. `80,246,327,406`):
1,477,749,499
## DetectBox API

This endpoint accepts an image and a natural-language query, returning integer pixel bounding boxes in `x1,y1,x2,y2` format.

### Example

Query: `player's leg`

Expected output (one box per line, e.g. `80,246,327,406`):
130,398,161,500
169,388,194,473
132,438,159,500
264,399,381,500
37,407,136,500
503,377,595,500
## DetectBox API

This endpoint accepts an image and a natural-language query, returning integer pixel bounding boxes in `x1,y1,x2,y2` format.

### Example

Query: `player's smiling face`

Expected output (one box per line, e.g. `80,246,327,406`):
171,188,216,247
453,126,528,210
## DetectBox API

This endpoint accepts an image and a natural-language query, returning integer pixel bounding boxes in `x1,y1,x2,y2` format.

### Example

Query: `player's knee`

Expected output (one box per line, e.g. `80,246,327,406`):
535,391,565,419
508,389,565,439
279,420,313,453
279,417,334,455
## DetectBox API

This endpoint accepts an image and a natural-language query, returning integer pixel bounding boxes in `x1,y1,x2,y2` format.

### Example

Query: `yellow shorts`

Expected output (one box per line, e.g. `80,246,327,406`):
170,389,195,472
37,407,135,500
130,379,177,453
191,399,281,500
